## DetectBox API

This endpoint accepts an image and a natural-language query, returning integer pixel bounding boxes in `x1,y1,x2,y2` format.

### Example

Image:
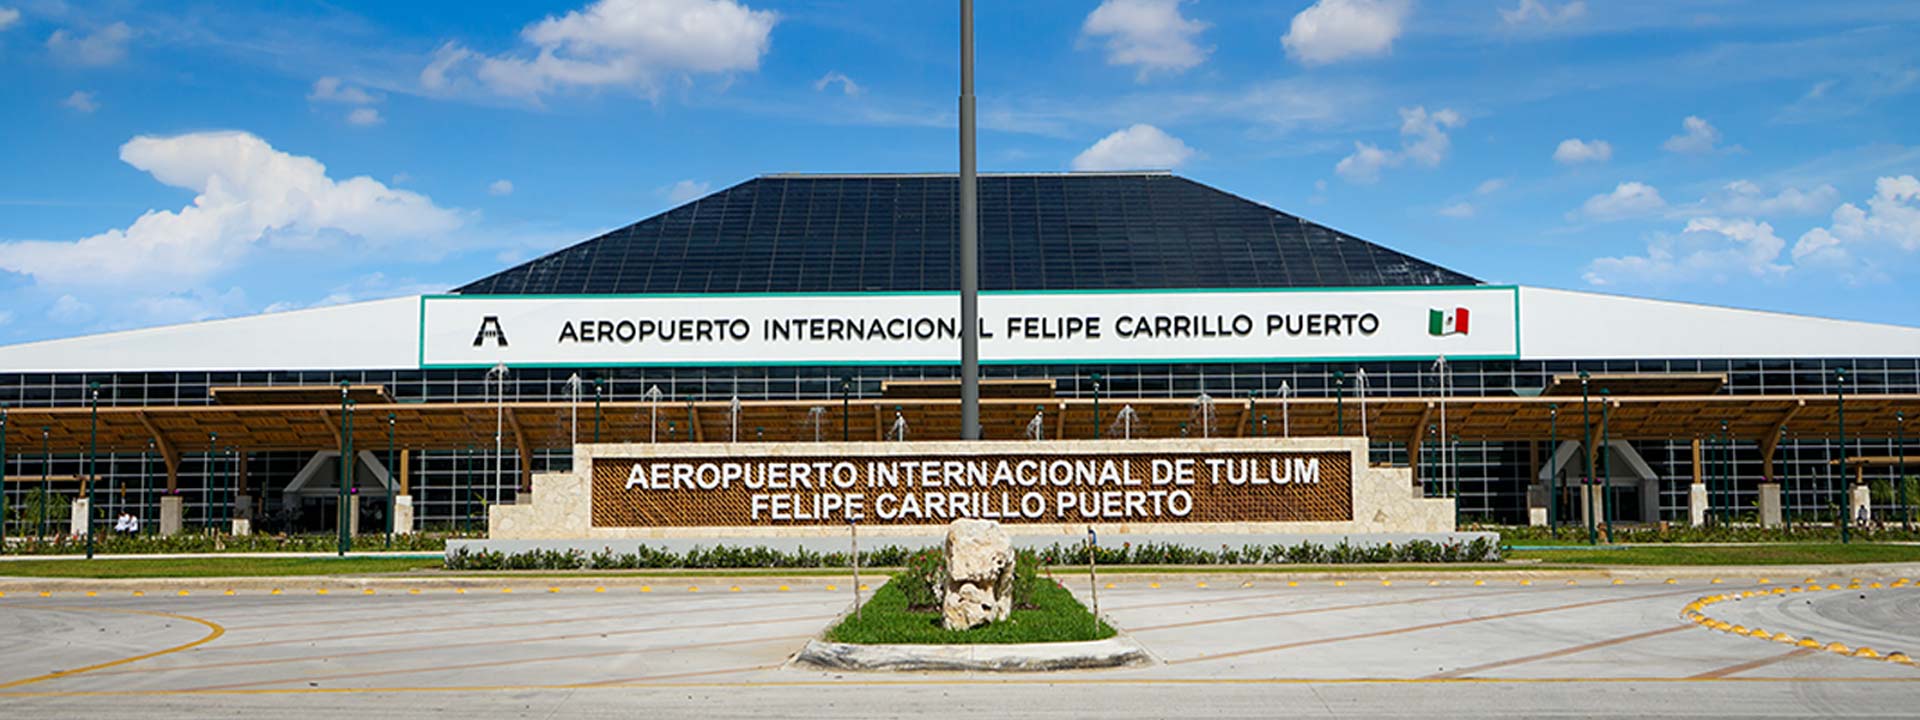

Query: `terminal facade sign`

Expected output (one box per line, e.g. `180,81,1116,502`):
588,450,1353,527
421,286,1519,368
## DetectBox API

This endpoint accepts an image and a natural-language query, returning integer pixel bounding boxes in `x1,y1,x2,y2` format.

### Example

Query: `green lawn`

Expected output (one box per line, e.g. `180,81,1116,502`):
1508,543,1920,566
0,556,443,578
825,577,1114,645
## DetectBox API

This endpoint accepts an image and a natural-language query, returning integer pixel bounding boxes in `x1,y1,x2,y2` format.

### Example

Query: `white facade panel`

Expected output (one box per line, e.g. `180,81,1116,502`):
421,287,1520,368
1518,287,1920,360
0,296,419,372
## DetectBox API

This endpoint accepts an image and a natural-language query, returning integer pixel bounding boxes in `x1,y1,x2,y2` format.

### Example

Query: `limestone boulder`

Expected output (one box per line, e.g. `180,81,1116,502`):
939,519,1015,630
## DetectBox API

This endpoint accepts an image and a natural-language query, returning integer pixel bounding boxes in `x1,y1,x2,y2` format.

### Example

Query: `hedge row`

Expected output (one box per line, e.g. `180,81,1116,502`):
0,532,459,555
441,537,1501,570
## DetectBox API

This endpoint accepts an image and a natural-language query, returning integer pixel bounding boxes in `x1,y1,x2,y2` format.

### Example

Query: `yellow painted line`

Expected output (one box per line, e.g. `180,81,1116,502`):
1519,580,1532,586
1104,583,1115,590
363,589,376,595
1472,580,1485,586
455,588,467,594
225,590,237,597
857,585,869,592
39,591,51,598
1147,582,1159,589
409,589,421,595
547,587,560,594
315,589,328,595
176,590,189,597
1664,578,1676,585
1333,580,1346,587
1381,580,1392,587
1611,579,1624,585
9,674,1920,699
0,606,226,690
501,588,514,594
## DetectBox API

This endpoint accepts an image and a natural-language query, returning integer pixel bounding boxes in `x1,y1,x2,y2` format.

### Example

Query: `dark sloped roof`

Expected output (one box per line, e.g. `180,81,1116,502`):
454,172,1478,295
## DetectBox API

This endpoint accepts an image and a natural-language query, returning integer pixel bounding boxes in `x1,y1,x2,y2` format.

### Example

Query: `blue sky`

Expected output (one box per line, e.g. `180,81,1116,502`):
2,0,1919,344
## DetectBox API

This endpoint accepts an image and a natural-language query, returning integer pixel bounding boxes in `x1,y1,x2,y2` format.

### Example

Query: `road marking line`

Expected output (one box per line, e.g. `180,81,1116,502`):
1690,648,1817,679
1426,625,1693,679
0,606,225,690
1166,587,1704,665
1127,588,1538,632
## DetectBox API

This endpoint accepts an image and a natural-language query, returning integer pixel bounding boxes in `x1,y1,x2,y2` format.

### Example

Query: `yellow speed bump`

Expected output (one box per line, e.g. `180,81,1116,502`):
225,589,237,596
1886,652,1913,664
858,584,870,591
455,588,467,594
39,591,51,598
1428,580,1440,586
1664,578,1677,585
1743,627,1768,638
1853,647,1881,659
269,589,282,595
639,585,653,593
1565,579,1578,585
1825,642,1852,654
132,590,145,597
1757,577,1770,584
1727,624,1748,635
501,588,514,594
1771,632,1796,644
1710,578,1723,585
1798,637,1822,648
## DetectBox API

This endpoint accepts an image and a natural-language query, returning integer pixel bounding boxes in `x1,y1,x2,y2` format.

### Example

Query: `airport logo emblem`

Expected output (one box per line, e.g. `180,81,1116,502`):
473,316,510,347
1427,307,1469,336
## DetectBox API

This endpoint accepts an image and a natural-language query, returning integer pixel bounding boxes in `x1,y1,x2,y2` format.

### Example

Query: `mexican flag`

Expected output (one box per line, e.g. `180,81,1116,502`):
1428,307,1470,336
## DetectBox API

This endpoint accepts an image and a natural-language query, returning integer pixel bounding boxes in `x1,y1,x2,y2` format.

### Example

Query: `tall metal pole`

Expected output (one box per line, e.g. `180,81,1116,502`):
1580,371,1595,545
86,382,98,559
958,0,981,441
593,378,603,443
1092,374,1103,440
1898,412,1909,532
206,432,218,532
491,363,507,511
338,383,352,557
1333,371,1345,435
1600,389,1613,541
141,440,153,535
1837,368,1849,544
841,377,851,442
1,403,8,548
1435,357,1448,498
1719,420,1731,525
1548,404,1559,535
39,427,49,541
1450,433,1461,527
387,413,397,545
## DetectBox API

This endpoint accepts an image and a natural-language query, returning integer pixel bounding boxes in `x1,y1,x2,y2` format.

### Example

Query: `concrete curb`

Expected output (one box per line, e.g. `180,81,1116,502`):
794,635,1153,672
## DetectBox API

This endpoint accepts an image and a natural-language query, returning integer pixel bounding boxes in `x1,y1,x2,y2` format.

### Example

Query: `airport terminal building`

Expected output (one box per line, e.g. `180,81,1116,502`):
1,172,1916,533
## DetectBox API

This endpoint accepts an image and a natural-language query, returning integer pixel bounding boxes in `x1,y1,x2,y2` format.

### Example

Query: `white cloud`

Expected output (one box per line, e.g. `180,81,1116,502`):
1790,175,1920,276
1584,217,1788,286
665,179,712,204
1697,180,1837,217
1662,115,1722,154
1499,0,1586,27
424,0,778,101
1475,178,1507,195
1553,138,1611,164
0,131,464,287
263,273,448,314
346,107,383,126
1071,124,1196,171
0,308,13,326
62,90,97,114
1334,142,1393,183
1578,181,1666,220
1080,0,1211,79
0,7,20,31
1438,202,1474,218
309,77,379,105
1333,106,1464,183
1282,0,1411,66
46,22,132,66
49,294,93,322
489,179,515,196
812,71,860,96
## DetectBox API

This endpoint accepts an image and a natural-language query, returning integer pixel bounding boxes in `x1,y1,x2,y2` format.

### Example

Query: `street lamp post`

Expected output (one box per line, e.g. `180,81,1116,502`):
1549,404,1559,535
1434,356,1449,501
1279,381,1290,437
1333,371,1345,435
86,382,99,559
142,439,154,534
1580,371,1595,545
338,383,353,557
488,363,507,511
593,378,603,443
958,0,981,442
1091,374,1103,440
1356,368,1369,438
841,377,851,442
1450,433,1461,527
1898,412,1909,532
1601,389,1613,541
1837,368,1849,544
39,427,49,541
386,413,396,546
1,403,8,548
1719,420,1731,525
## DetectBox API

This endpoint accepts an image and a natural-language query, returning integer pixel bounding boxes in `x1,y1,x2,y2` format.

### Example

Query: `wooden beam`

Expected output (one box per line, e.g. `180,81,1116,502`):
687,403,703,443
1690,438,1703,486
506,407,532,491
135,411,180,491
1758,399,1806,470
399,449,411,495
1235,399,1252,438
1405,401,1436,483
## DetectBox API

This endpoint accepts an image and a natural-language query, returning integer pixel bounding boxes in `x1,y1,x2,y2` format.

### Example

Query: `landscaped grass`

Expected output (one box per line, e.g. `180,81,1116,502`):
0,556,443,578
1508,543,1920,566
825,576,1114,645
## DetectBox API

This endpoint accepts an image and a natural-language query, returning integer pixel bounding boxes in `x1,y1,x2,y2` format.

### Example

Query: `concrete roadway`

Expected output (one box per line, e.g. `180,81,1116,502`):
2,571,1918,718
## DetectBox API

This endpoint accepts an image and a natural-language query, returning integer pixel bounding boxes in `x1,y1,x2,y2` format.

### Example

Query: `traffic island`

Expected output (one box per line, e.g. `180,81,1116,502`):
795,575,1150,672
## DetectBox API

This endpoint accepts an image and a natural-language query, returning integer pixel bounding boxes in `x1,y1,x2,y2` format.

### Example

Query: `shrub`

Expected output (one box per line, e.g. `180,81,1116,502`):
1011,548,1040,608
897,547,944,609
